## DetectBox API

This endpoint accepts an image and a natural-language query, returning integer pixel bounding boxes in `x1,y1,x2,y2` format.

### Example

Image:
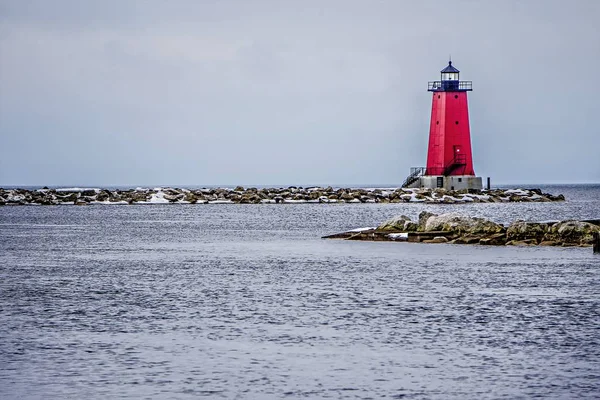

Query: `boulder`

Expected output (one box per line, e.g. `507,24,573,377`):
506,239,538,246
429,236,449,243
506,221,549,242
377,215,414,232
451,235,483,244
539,240,560,246
418,211,436,231
545,221,600,246
479,234,507,245
423,213,505,234
81,189,97,197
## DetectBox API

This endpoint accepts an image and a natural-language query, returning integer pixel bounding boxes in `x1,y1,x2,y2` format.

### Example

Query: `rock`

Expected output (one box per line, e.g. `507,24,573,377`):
403,221,418,232
451,235,483,244
429,236,449,243
545,220,600,246
424,213,505,234
418,211,437,231
377,215,413,231
506,221,549,242
184,193,198,203
234,186,245,192
539,240,560,246
506,239,538,246
479,234,507,245
81,189,97,197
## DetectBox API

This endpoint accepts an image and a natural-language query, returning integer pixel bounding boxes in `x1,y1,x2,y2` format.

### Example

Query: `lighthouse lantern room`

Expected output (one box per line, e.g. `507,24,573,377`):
402,60,483,190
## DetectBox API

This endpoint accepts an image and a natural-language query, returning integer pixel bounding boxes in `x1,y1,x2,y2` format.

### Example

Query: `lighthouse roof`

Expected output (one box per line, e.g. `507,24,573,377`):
440,61,460,73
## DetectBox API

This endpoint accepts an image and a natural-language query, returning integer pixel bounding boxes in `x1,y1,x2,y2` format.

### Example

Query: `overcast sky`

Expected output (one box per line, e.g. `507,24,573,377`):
0,0,598,186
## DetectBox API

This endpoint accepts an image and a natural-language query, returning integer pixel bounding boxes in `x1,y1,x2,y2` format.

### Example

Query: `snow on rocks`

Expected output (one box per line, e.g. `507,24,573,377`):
0,187,565,206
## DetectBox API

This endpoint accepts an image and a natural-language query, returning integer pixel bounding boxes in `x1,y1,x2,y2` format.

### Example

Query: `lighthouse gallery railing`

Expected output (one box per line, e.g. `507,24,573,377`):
428,81,472,92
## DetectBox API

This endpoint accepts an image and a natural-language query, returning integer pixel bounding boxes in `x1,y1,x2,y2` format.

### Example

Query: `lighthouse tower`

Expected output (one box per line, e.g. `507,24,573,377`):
402,60,482,190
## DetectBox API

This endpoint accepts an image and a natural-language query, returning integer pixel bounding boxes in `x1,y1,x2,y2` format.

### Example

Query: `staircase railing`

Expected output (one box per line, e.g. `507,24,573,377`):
442,154,466,176
401,167,425,188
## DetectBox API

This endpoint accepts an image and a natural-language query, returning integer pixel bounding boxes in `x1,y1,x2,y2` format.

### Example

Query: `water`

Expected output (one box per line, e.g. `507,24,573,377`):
1,184,599,399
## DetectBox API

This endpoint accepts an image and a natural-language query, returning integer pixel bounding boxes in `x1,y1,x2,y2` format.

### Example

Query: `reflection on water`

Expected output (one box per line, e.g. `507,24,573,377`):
1,185,599,399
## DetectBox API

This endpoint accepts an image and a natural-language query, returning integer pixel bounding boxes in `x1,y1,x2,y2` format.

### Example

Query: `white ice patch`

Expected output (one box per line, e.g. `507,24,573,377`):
504,189,530,196
348,227,376,232
148,191,170,204
208,200,234,204
319,197,338,203
91,200,129,205
55,188,100,192
388,233,409,241
6,193,25,202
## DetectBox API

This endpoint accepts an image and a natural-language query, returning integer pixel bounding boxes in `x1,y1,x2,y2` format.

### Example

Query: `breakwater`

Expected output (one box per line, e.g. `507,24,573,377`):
324,212,600,247
0,186,565,206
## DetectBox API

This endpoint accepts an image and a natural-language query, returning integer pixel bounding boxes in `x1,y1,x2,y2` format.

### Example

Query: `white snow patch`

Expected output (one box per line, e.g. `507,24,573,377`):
348,227,376,232
148,191,170,204
388,233,409,241
208,200,234,204
55,188,100,192
6,193,25,202
504,189,530,196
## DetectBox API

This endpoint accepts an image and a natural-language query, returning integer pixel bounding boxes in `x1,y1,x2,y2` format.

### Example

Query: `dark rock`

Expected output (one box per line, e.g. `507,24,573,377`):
545,221,600,246
451,235,483,244
377,215,413,231
418,211,436,231
428,236,449,243
479,234,506,245
506,221,548,242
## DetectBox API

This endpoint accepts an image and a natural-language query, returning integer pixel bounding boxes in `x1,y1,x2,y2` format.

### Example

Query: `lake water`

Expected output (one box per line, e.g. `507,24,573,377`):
1,184,599,399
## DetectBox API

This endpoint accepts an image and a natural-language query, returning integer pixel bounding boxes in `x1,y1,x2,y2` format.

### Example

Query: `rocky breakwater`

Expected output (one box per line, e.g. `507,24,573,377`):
324,212,600,247
0,186,565,206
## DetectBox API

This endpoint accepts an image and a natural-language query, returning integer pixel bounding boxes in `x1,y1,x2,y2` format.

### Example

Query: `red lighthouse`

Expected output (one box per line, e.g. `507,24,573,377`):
403,60,482,190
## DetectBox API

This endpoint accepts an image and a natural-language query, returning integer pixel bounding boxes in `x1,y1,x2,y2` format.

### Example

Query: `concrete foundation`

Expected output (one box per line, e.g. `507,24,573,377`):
418,175,483,191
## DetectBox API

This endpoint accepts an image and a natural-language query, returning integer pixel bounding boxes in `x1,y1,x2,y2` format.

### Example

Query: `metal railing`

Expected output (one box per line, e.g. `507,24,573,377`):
424,155,467,176
428,81,472,92
443,154,466,176
401,167,426,188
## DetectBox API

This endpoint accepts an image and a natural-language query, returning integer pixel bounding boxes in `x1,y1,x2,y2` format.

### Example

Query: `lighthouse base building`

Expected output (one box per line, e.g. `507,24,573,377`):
416,175,482,191
402,60,483,191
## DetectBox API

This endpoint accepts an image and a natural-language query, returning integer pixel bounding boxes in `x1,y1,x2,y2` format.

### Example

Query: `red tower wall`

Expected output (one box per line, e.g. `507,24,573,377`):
425,92,475,176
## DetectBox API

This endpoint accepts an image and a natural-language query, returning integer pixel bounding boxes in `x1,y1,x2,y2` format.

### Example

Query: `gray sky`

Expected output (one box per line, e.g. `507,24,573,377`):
1,0,599,186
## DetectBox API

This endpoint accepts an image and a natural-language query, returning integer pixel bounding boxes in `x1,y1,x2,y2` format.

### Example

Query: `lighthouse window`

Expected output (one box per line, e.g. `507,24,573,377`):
455,95,458,99
436,121,439,125
438,95,440,99
458,178,463,183
455,121,459,125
